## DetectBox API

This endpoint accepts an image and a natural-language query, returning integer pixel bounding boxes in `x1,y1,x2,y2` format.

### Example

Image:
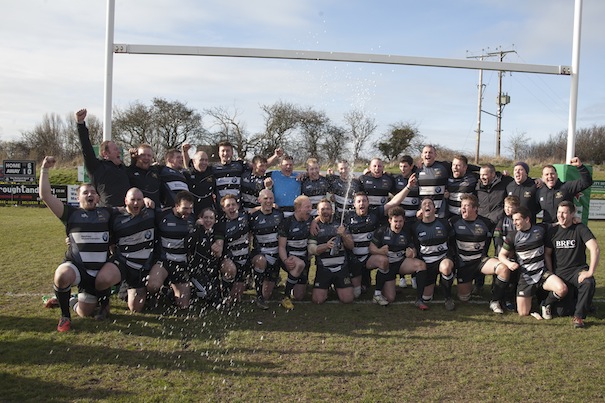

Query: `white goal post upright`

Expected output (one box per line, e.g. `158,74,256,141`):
104,0,583,159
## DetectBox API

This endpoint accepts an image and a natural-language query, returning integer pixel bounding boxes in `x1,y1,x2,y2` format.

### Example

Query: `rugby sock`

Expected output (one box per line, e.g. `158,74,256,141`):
440,273,454,299
254,272,264,297
492,276,508,302
375,269,387,292
54,284,72,319
414,270,427,300
543,291,562,306
97,288,111,310
362,269,371,288
284,273,298,298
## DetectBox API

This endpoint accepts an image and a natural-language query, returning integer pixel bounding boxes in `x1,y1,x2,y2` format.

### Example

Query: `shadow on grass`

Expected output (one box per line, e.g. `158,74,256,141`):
0,371,128,402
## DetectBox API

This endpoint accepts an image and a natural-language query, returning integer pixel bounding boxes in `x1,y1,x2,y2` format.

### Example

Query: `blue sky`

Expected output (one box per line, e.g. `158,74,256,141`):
1,0,604,159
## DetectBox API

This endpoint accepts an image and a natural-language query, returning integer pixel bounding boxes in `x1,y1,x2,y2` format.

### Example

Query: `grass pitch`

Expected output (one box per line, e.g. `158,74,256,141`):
0,207,604,402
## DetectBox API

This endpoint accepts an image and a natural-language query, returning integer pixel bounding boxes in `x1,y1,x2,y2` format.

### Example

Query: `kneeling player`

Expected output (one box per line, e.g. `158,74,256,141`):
367,207,428,309
309,199,355,304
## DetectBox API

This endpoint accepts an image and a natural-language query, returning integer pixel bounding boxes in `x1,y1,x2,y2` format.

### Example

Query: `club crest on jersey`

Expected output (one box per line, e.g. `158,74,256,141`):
145,230,153,239
103,232,109,242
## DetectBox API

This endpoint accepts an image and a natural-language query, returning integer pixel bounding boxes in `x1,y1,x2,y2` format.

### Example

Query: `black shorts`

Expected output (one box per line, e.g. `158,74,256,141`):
425,259,447,286
517,271,552,297
347,253,368,278
263,261,282,283
160,260,191,284
457,257,491,284
314,264,352,289
385,261,403,282
66,260,100,297
110,257,150,289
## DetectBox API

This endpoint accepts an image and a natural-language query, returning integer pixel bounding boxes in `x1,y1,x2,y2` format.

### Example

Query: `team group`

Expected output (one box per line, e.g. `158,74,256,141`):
39,109,599,332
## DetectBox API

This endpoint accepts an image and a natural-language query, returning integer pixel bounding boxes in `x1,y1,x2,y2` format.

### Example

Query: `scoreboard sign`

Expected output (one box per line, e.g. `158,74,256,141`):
3,160,36,182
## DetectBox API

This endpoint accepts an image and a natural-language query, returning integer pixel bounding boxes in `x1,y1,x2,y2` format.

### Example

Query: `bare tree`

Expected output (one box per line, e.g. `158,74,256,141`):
152,97,205,154
298,107,330,161
113,101,156,150
506,130,529,161
205,106,249,159
343,109,377,162
21,113,65,161
323,124,348,165
254,101,300,157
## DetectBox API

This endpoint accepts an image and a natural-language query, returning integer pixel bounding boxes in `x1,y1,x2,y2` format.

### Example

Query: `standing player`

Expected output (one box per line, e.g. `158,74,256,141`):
301,158,331,217
39,156,118,332
308,199,355,304
269,155,301,218
358,157,395,211
446,155,478,218
537,157,592,223
417,145,451,218
326,160,361,219
182,144,216,216
159,149,189,208
128,143,161,208
545,201,599,328
367,207,428,309
241,155,272,212
498,206,568,318
76,108,130,207
249,189,284,309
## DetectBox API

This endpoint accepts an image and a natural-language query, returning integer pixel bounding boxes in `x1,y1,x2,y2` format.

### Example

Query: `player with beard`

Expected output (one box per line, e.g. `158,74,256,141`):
326,160,361,220
215,194,251,305
241,156,273,212
412,198,456,310
308,199,355,304
505,162,541,223
39,156,117,332
545,201,599,328
128,144,161,208
368,207,428,309
249,189,284,309
147,191,196,309
344,174,417,298
159,149,190,208
446,155,478,218
450,194,511,314
182,144,216,216
498,206,568,318
359,158,395,212
301,158,331,217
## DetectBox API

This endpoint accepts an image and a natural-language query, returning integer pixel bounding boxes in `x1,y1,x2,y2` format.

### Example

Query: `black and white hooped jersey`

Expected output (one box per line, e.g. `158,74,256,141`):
327,175,361,215
447,173,478,217
241,170,269,211
278,215,312,260
211,160,247,203
249,208,284,266
312,220,346,272
301,176,331,216
417,161,450,218
62,205,112,272
412,218,452,265
218,212,251,267
359,174,394,207
184,168,216,215
159,165,189,208
371,225,413,264
393,174,420,222
503,224,548,284
343,207,383,262
156,208,195,264
450,215,492,268
111,207,156,271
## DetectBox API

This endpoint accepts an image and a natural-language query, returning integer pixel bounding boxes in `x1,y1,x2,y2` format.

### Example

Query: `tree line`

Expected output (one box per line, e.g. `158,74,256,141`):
0,98,424,166
2,96,603,167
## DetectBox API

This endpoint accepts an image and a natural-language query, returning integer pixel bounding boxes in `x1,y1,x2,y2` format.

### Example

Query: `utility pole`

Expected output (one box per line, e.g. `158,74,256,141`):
489,49,515,157
468,48,515,160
